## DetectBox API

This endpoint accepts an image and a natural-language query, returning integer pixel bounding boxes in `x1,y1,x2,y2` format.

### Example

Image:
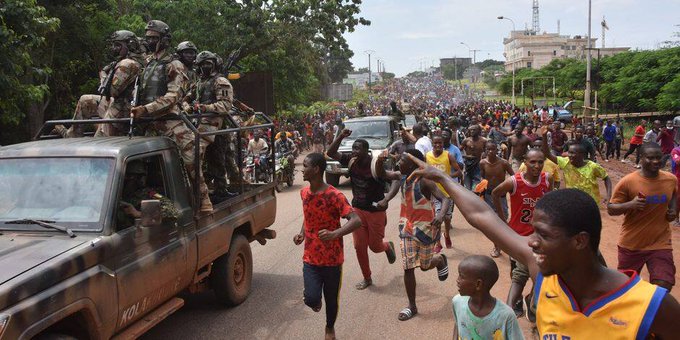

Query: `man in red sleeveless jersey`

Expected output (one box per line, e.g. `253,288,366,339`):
492,149,553,321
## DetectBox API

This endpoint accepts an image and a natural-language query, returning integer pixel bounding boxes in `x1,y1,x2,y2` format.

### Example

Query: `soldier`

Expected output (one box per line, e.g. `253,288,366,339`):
175,41,199,90
94,30,145,137
182,51,236,198
54,30,145,138
118,160,179,228
129,20,213,213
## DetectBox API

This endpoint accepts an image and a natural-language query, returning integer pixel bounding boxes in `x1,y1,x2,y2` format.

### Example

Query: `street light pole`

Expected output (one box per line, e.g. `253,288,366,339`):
498,15,517,108
584,0,593,122
365,50,375,89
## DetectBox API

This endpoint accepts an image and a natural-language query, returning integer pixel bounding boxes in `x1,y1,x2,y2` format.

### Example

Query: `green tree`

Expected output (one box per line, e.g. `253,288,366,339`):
0,0,59,139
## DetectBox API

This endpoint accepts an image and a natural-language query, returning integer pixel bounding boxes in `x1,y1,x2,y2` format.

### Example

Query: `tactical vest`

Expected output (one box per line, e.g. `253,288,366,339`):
139,59,169,105
196,76,217,105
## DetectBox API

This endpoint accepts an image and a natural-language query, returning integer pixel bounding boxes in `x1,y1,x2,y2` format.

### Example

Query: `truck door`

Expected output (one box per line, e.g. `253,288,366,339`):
112,153,188,331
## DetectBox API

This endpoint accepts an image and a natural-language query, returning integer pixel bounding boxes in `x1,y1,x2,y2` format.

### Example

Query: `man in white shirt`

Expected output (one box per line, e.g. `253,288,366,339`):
413,123,432,155
643,120,661,145
247,130,269,155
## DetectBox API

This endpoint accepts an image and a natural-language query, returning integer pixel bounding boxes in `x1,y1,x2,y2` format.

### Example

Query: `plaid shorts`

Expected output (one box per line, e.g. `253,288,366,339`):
400,236,435,270
432,197,454,219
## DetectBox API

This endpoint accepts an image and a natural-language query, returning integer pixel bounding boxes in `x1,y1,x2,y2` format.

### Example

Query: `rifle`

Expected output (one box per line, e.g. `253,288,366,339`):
98,61,118,99
129,76,139,138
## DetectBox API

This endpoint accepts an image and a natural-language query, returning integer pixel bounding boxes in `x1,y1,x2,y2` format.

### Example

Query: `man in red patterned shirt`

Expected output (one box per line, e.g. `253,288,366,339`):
294,152,361,340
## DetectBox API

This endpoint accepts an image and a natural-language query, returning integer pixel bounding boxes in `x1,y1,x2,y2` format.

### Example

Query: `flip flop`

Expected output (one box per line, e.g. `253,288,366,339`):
386,241,396,264
398,307,418,321
355,279,372,290
438,254,449,281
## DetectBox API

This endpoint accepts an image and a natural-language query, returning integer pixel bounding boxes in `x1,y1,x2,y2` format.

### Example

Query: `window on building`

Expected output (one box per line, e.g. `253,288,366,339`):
527,62,532,69
553,50,557,56
528,51,531,56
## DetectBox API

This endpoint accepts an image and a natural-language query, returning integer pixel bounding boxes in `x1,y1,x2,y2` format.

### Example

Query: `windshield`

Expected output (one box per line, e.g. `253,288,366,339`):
0,158,113,230
343,121,390,139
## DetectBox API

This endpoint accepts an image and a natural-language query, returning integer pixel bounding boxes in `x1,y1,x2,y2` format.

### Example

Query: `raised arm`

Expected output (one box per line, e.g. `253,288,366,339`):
407,154,535,276
326,128,351,161
541,126,558,164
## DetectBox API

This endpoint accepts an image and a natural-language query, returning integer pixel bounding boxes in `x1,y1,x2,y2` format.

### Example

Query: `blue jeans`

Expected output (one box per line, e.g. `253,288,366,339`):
463,160,481,191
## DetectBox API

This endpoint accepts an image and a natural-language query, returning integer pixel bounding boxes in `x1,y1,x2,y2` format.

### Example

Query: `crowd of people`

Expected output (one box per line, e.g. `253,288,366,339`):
292,74,680,339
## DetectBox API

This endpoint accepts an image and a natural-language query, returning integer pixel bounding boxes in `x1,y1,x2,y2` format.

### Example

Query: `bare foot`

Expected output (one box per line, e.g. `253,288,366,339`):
325,327,336,340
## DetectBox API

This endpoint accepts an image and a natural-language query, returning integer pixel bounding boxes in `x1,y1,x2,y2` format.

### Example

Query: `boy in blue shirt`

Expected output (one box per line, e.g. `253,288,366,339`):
603,119,617,161
452,255,524,340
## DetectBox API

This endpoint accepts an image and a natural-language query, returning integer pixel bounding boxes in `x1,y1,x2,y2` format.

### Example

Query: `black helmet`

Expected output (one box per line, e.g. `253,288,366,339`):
196,50,218,65
176,41,197,53
145,20,171,37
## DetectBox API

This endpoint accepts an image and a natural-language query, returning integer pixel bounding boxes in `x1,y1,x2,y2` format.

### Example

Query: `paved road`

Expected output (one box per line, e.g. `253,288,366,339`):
143,154,680,340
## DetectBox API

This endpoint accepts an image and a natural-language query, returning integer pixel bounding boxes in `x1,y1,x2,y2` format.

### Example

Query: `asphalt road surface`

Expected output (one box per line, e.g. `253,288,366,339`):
143,154,680,340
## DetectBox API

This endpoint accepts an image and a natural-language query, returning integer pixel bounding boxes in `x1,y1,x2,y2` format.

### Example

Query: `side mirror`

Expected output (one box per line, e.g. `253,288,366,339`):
139,199,162,228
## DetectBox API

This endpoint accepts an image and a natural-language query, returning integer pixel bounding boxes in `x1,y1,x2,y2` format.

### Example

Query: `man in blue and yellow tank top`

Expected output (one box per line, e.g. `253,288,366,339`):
404,153,680,339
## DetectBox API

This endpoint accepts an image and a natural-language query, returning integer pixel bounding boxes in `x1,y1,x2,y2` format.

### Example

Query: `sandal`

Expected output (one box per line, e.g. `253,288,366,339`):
386,241,396,264
312,301,322,313
355,279,372,290
437,254,449,281
398,306,418,321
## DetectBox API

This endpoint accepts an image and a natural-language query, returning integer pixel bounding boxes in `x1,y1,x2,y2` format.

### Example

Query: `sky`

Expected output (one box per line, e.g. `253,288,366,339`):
344,0,680,77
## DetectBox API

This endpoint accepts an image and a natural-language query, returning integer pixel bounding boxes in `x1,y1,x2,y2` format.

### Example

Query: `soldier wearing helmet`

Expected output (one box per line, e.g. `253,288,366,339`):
118,160,179,229
175,41,199,86
55,30,144,138
130,20,213,213
183,51,238,198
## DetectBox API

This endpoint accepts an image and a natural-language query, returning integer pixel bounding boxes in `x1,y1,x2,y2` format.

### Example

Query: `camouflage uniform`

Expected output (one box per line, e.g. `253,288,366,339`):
55,68,111,138
136,49,212,211
117,187,179,228
183,55,235,194
94,54,144,137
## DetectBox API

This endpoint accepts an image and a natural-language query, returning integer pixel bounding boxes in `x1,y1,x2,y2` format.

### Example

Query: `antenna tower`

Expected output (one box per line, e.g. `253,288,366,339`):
601,16,609,48
532,0,540,33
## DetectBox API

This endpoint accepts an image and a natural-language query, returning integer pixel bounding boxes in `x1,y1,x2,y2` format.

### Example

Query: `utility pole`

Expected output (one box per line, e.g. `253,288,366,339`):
498,15,517,107
365,50,375,89
584,0,592,121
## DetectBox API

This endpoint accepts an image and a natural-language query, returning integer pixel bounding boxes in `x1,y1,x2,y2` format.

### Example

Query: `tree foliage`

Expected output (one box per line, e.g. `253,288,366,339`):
0,0,369,144
494,47,680,113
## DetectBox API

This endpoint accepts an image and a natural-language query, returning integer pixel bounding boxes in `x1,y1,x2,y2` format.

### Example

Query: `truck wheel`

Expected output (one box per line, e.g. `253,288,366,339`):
325,173,340,187
211,234,253,306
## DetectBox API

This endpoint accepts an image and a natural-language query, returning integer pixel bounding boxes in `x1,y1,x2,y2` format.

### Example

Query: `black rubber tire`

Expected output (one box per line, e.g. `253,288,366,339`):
211,234,253,306
325,173,340,187
275,174,284,192
286,172,294,187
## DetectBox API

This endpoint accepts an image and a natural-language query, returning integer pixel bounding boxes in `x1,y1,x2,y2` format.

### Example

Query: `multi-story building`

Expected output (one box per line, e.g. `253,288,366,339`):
502,31,629,71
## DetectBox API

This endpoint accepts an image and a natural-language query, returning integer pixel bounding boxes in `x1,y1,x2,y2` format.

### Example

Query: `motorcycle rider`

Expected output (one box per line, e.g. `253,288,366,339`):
275,129,297,176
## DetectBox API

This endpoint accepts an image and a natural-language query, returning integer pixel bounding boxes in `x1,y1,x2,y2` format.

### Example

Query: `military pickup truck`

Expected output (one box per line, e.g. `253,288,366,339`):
0,113,277,339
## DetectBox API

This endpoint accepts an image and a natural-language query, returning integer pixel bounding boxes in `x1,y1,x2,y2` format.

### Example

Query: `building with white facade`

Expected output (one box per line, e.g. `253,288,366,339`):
502,31,630,71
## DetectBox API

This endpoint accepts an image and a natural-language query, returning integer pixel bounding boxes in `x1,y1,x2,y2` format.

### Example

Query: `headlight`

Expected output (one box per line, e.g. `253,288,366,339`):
0,314,10,338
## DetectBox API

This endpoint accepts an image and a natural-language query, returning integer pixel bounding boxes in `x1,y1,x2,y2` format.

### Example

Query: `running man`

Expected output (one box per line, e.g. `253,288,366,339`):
380,149,451,321
479,141,513,258
326,129,398,290
541,126,612,205
405,154,680,339
492,148,552,321
608,143,678,292
461,124,487,190
426,134,462,251
506,121,532,172
294,153,362,340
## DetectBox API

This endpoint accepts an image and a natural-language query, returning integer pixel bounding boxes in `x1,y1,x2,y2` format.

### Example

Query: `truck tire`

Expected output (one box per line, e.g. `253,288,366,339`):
325,173,340,187
211,234,253,306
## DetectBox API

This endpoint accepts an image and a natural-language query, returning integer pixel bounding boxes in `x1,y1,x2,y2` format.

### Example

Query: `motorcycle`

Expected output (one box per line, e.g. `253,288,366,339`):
244,151,272,184
274,151,295,192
